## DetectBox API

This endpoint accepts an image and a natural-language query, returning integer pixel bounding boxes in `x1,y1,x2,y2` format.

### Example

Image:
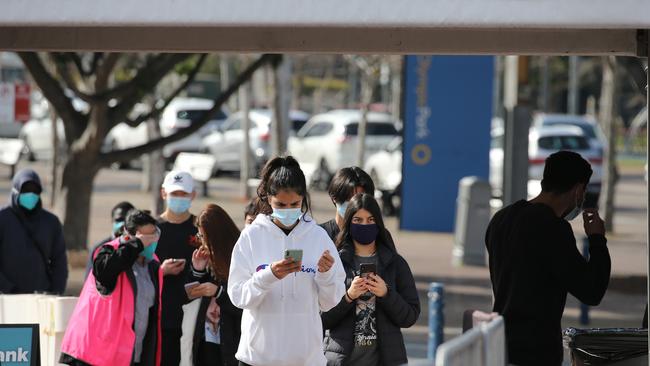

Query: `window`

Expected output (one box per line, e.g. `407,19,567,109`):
538,135,590,150
546,122,596,139
223,118,242,131
303,122,333,137
177,109,227,123
345,122,397,136
291,119,308,132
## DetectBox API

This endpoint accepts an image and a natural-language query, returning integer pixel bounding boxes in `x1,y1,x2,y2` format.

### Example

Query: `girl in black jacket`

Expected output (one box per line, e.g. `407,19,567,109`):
185,204,243,366
322,193,420,366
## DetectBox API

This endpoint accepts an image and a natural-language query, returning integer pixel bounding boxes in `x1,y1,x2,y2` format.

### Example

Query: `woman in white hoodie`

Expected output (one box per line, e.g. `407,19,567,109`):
228,156,346,366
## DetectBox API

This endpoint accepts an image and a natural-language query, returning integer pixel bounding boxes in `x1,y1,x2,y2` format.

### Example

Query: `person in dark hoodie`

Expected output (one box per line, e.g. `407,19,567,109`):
322,193,420,366
0,168,68,294
84,201,135,279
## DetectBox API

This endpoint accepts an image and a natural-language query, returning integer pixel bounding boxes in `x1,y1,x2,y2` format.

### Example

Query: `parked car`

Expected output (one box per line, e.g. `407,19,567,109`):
288,109,399,189
364,136,402,215
532,114,606,153
200,109,310,174
106,97,227,166
490,125,603,202
19,117,65,161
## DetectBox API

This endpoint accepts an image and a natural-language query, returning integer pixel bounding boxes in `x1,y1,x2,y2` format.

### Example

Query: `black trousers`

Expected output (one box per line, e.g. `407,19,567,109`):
161,328,182,366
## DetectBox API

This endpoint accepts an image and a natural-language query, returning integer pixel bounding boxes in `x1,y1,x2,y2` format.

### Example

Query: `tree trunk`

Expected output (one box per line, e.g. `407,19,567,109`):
147,118,165,215
271,56,292,157
598,56,619,232
356,72,374,167
59,151,99,251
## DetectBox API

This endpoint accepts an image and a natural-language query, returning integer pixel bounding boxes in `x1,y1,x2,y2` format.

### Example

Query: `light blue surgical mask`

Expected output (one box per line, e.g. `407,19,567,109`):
167,197,192,214
336,201,349,218
18,192,40,211
112,221,125,234
140,242,158,261
271,208,303,227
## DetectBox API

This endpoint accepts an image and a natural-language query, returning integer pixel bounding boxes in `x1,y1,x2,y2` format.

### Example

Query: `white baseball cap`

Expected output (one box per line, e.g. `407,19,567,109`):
162,171,195,193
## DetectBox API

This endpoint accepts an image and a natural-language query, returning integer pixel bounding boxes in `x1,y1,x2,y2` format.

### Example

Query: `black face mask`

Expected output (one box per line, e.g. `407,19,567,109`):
350,223,379,245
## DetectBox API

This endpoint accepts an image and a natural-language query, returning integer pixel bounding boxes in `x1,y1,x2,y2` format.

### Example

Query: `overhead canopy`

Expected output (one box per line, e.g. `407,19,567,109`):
0,0,648,54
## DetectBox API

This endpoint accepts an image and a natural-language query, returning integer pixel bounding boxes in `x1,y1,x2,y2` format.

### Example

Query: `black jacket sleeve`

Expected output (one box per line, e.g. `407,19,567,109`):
322,295,356,330
93,238,143,295
49,219,69,294
548,224,611,306
377,255,420,328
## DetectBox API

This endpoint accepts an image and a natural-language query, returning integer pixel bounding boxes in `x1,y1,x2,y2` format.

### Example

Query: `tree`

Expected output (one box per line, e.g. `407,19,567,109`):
18,52,277,250
345,55,382,167
598,56,620,232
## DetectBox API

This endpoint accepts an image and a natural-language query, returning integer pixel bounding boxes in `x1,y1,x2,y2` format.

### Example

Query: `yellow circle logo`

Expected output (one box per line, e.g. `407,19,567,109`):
411,144,432,166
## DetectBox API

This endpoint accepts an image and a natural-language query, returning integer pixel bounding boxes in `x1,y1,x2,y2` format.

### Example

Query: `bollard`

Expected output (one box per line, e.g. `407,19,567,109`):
428,282,444,360
580,237,590,325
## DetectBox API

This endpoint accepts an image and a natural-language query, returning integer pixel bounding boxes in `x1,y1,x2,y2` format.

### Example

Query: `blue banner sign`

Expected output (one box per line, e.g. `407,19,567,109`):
401,56,493,232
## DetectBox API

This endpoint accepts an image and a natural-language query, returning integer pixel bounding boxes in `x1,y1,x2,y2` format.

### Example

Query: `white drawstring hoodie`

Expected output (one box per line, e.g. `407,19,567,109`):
228,213,346,366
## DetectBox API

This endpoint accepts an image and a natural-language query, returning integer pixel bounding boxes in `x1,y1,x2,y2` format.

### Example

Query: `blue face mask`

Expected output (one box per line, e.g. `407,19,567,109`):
113,221,125,235
167,197,192,214
336,201,349,218
140,242,158,261
18,193,40,211
271,208,303,227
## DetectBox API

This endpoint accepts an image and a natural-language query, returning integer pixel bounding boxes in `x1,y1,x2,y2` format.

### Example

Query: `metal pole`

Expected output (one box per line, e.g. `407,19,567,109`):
540,56,550,113
427,282,444,360
645,50,648,362
240,81,251,199
568,56,580,114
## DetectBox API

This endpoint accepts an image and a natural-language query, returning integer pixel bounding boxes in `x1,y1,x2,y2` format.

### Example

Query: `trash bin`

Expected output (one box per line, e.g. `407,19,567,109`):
563,327,648,366
453,177,491,266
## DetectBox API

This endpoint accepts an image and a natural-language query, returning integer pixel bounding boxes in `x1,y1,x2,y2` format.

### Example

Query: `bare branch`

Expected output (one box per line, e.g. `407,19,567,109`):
70,53,90,78
107,53,192,126
51,53,97,103
100,54,278,166
123,54,207,127
95,52,121,92
18,52,87,142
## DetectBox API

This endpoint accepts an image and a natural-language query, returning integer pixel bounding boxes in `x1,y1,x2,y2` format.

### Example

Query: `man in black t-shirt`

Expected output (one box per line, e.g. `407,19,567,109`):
156,171,199,366
486,151,611,366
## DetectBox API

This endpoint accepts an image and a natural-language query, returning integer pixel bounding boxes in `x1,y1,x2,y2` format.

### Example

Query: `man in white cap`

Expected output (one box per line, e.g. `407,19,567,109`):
157,170,199,366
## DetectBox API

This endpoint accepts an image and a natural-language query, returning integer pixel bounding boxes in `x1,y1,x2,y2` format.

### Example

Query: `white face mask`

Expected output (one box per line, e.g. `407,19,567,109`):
563,189,584,221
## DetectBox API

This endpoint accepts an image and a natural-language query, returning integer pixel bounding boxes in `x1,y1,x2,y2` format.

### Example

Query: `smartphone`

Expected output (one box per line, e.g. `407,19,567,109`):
284,249,303,262
359,263,377,279
184,281,200,297
171,258,187,265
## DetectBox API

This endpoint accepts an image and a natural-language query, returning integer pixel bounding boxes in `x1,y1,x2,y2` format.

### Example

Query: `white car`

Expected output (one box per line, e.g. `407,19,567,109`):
365,136,402,192
490,125,603,200
364,136,402,215
288,109,399,189
532,114,606,153
106,97,227,165
200,109,310,174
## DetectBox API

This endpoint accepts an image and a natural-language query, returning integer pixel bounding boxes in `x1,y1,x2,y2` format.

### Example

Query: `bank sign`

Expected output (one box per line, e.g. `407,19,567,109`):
0,325,39,365
401,56,493,232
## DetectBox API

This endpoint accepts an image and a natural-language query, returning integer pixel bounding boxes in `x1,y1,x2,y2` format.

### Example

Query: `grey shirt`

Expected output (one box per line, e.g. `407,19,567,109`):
132,260,156,363
347,254,380,366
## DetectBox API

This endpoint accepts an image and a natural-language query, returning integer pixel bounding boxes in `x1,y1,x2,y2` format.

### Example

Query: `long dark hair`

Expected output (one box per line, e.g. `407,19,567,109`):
256,156,311,217
336,193,389,250
196,204,240,282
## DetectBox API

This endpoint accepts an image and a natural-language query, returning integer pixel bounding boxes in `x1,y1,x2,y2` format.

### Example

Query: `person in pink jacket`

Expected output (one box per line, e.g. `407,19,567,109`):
60,209,164,366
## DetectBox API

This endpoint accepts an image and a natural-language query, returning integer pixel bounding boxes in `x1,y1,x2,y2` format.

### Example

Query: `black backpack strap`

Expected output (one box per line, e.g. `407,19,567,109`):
9,208,53,283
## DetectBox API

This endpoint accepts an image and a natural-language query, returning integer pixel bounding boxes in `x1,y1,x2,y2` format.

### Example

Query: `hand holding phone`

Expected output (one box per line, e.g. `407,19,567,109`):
359,263,377,279
284,249,303,263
